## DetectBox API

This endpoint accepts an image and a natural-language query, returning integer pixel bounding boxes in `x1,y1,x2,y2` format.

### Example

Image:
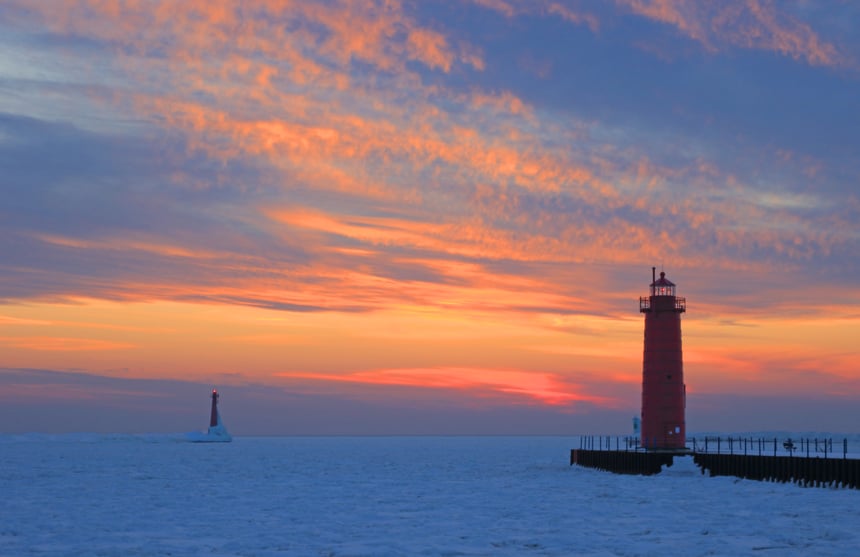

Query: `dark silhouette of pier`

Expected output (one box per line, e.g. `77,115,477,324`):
570,436,860,489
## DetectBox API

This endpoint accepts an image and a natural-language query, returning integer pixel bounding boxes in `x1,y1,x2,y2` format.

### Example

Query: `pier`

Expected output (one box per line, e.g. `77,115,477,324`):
570,436,860,489
571,269,860,489
569,448,679,475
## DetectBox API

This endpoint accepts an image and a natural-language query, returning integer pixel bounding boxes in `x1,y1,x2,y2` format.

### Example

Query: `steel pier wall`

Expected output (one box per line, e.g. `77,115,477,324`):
693,453,860,489
570,448,860,489
569,449,676,475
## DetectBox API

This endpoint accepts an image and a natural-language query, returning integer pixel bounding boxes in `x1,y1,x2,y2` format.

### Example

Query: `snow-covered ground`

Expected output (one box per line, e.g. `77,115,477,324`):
2,435,858,556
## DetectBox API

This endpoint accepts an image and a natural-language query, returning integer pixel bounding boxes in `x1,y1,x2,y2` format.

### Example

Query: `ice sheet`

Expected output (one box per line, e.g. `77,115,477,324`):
2,435,858,556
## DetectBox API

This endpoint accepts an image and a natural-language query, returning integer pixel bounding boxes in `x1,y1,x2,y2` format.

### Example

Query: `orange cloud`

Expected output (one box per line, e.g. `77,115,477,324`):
265,204,627,268
406,28,455,72
622,0,710,47
0,316,52,326
277,367,613,407
32,233,236,262
31,2,815,278
31,3,614,217
0,336,135,351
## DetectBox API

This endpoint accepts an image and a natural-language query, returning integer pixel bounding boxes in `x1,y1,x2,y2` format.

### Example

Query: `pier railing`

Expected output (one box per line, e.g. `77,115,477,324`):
576,435,851,459
688,436,848,459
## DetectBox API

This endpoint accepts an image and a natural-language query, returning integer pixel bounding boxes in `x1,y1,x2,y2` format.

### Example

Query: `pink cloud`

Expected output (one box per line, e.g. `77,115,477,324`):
277,366,615,407
0,336,135,352
470,0,600,33
547,2,600,33
619,0,844,67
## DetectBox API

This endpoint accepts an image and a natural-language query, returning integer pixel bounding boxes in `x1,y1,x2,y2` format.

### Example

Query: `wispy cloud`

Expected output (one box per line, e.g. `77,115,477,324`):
618,0,845,68
0,336,134,352
277,366,613,407
471,0,600,32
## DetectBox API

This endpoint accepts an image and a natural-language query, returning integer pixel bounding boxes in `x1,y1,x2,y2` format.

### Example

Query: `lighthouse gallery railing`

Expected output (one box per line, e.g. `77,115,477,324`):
639,296,686,311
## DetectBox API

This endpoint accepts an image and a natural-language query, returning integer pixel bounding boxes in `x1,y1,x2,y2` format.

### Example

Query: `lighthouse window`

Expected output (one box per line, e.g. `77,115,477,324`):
653,286,675,296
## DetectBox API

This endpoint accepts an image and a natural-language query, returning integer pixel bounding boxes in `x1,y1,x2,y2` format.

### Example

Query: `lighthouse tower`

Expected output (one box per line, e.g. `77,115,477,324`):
639,267,686,450
209,389,220,428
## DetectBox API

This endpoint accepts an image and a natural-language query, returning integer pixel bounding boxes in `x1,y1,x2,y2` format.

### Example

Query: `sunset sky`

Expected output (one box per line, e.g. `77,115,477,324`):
1,1,858,435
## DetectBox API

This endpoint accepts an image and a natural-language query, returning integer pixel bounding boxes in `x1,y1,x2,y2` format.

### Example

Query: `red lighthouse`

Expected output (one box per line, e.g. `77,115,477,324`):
639,267,686,450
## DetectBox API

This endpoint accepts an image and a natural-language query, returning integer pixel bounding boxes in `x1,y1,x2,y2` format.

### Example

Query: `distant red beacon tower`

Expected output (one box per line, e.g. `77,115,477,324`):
639,267,686,450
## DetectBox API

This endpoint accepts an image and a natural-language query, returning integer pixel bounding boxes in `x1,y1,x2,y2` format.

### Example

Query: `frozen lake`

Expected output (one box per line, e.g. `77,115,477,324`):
2,435,858,556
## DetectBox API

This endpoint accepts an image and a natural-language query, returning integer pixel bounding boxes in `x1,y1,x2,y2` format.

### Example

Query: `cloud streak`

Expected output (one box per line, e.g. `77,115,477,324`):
277,366,608,407
618,0,845,68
